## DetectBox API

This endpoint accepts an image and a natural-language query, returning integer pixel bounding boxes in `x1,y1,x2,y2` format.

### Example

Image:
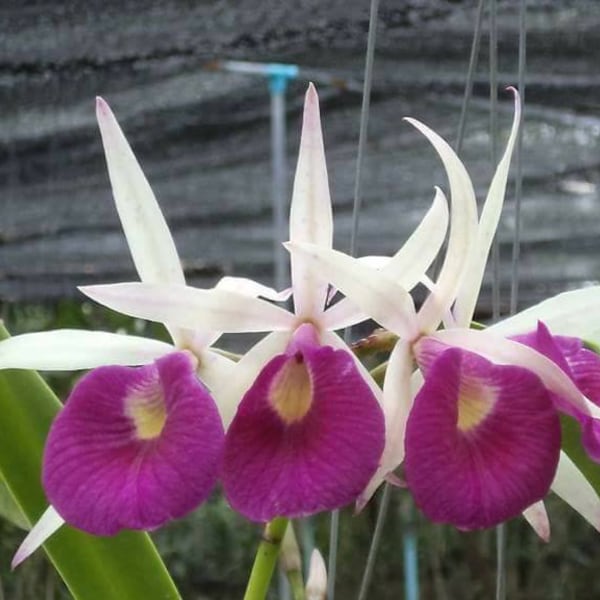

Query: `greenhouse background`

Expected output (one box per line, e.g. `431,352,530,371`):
1,0,600,598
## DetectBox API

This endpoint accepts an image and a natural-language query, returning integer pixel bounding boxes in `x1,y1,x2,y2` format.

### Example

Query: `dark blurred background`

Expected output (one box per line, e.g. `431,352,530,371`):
2,1,600,598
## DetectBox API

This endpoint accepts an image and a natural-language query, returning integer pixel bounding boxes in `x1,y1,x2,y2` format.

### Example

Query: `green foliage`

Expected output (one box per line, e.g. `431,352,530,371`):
3,301,600,599
0,320,182,600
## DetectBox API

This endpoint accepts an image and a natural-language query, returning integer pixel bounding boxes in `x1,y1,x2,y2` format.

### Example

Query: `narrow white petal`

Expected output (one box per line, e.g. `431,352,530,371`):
290,84,333,319
286,242,419,340
196,348,236,414
81,283,296,334
305,549,328,600
424,329,600,418
0,330,173,371
358,340,414,508
454,90,522,327
12,506,64,569
382,187,449,290
96,98,191,347
96,98,184,286
321,298,368,331
215,276,292,302
212,331,291,428
405,118,478,333
490,286,600,343
552,451,600,532
522,501,550,542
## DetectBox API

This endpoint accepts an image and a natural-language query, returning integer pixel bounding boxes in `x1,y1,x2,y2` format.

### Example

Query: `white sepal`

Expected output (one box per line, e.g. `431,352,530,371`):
453,89,522,327
12,506,64,569
358,340,414,509
80,283,296,334
552,451,600,532
381,187,449,289
215,276,292,302
404,118,478,334
490,286,600,343
96,98,184,286
522,500,550,542
0,330,173,371
289,84,333,320
96,98,190,347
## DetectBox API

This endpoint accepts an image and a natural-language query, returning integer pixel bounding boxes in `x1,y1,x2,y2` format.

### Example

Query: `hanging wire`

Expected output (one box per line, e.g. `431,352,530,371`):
456,0,487,154
510,0,527,315
499,2,527,596
328,0,381,598
489,0,500,322
356,484,392,600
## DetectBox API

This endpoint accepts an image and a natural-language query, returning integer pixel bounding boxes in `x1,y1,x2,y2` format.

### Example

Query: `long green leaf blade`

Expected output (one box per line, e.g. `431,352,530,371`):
0,323,181,599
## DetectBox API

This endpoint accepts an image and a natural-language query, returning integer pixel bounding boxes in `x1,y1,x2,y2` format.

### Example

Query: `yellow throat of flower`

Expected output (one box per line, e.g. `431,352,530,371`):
125,384,167,440
456,379,495,432
269,354,313,425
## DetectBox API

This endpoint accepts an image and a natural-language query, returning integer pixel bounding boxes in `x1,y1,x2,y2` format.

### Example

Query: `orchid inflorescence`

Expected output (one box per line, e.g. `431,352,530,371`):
3,83,600,577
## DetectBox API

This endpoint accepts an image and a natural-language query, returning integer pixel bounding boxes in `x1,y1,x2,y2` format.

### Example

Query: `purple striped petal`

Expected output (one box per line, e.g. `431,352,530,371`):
222,324,384,521
404,348,560,529
43,352,224,535
513,321,600,461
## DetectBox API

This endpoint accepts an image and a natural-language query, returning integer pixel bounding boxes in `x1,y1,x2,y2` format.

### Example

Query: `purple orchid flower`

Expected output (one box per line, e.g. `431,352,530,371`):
512,320,600,461
79,86,432,521
287,90,600,538
4,98,288,567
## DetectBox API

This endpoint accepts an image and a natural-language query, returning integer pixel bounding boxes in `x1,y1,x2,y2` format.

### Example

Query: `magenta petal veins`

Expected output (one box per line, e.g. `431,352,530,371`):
222,324,385,521
513,321,600,462
43,352,224,535
404,348,561,530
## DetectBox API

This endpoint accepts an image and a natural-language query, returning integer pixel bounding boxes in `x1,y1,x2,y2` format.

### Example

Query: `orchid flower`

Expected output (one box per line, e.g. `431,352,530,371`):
287,89,600,538
3,98,287,567
76,84,447,522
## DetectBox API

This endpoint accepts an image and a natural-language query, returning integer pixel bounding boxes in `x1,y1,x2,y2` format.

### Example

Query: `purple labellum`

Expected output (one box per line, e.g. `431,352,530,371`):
222,324,385,522
43,351,224,535
404,347,560,530
513,321,600,462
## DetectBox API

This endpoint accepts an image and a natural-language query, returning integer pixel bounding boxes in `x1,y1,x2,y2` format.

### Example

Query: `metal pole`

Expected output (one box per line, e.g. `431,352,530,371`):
269,75,289,290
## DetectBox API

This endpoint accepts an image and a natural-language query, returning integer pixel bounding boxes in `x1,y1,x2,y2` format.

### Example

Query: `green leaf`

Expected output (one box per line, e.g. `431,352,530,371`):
561,415,600,493
0,322,181,600
0,476,29,530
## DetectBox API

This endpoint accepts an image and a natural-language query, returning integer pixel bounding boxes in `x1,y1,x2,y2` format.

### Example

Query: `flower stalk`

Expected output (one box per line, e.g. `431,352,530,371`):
244,517,289,600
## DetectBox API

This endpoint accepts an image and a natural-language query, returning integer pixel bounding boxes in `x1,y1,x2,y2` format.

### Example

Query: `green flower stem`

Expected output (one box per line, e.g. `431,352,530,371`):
288,570,305,600
244,517,289,600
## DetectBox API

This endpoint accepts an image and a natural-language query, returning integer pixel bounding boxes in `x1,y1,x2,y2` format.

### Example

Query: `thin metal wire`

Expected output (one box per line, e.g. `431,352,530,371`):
499,4,526,597
327,509,340,600
456,0,486,154
348,0,380,259
328,0,381,598
510,0,527,315
487,0,509,598
356,484,392,600
489,0,500,322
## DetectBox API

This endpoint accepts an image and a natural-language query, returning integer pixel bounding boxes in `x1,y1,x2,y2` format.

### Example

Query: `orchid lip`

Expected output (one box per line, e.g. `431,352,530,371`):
222,324,385,521
42,352,224,535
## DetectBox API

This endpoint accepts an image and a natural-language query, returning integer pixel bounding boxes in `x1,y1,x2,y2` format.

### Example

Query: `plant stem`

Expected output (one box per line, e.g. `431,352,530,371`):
288,570,305,600
244,517,289,600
